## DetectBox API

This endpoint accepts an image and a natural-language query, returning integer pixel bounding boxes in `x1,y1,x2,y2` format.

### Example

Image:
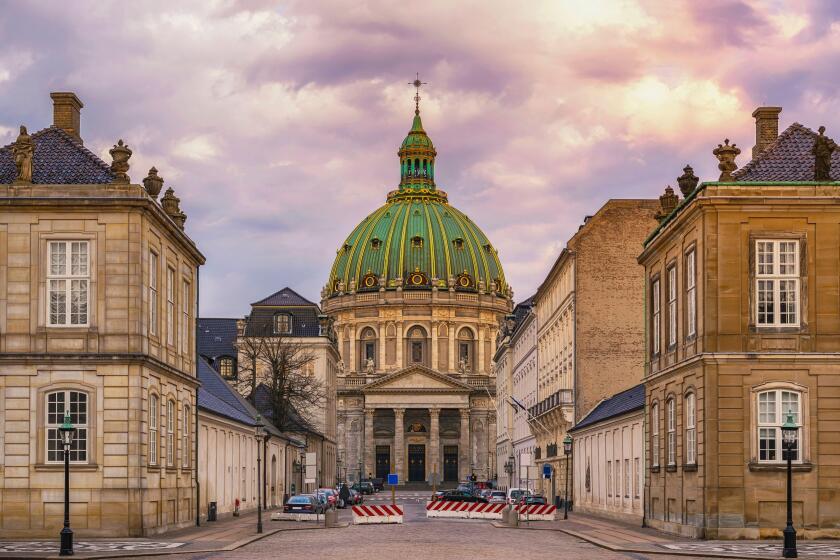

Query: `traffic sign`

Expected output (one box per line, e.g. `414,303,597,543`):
543,464,552,479
387,473,398,485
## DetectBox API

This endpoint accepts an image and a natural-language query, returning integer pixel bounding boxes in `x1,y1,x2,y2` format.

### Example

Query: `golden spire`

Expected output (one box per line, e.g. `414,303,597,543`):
408,72,427,115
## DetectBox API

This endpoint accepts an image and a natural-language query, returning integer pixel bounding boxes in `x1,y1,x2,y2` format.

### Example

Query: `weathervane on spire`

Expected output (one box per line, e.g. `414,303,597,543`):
409,72,427,115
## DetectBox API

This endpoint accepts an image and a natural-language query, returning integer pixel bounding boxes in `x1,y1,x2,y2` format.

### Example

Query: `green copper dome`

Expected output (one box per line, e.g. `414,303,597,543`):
327,109,508,298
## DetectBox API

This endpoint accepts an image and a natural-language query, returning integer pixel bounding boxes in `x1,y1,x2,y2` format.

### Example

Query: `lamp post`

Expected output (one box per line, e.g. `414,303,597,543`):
59,412,76,556
781,411,798,559
504,455,515,491
562,434,573,520
255,415,265,534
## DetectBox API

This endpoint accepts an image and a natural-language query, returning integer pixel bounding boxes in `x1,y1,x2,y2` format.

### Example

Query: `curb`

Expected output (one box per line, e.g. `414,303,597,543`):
491,522,782,560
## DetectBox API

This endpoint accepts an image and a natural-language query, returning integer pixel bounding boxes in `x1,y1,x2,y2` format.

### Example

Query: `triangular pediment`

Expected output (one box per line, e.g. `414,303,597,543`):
361,365,475,393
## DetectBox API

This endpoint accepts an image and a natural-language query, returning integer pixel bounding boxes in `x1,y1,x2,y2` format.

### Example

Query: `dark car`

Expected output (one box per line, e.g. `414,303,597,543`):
371,478,385,492
520,495,548,506
283,494,324,514
348,488,363,505
352,481,375,495
430,490,446,502
439,490,488,503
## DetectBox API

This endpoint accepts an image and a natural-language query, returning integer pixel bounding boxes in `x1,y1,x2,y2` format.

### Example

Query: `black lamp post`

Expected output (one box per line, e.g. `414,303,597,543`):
562,434,573,520
255,415,265,534
504,455,515,490
59,412,76,556
781,411,798,558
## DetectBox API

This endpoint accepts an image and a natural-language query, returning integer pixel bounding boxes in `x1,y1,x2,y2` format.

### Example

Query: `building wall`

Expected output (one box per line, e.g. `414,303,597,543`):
511,311,537,490
572,411,644,524
0,187,202,537
493,339,513,489
641,184,840,539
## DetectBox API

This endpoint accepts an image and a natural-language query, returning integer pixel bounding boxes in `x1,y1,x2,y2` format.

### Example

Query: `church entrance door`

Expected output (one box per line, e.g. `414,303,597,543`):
375,446,390,480
408,444,425,482
443,445,459,482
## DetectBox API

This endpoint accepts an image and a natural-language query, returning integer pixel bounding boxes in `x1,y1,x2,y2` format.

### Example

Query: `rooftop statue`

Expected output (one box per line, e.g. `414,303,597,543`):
12,125,34,184
813,126,837,181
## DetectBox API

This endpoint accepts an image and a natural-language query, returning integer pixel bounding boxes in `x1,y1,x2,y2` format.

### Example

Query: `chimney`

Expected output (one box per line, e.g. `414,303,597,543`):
751,106,782,158
50,92,84,144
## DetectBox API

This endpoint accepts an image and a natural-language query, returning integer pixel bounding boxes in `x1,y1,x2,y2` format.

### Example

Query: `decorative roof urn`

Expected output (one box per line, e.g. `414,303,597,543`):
109,139,132,184
656,185,679,220
713,139,740,181
160,186,187,230
143,167,164,199
677,164,699,197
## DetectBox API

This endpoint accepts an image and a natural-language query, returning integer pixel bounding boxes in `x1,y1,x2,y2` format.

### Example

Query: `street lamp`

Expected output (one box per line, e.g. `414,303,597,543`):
781,411,798,559
59,412,76,556
255,415,265,534
504,455,515,490
562,434,573,520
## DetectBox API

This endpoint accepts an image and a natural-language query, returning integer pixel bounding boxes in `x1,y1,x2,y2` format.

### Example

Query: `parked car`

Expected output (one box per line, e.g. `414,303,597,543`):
348,488,363,505
430,490,446,502
284,494,324,514
317,488,338,509
519,494,548,506
507,488,532,505
439,490,488,503
479,488,493,499
371,478,385,492
352,481,375,495
488,490,507,504
456,483,478,496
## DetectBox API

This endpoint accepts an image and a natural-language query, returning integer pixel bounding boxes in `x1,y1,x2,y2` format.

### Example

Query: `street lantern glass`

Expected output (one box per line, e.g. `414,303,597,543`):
563,435,573,455
781,410,798,448
59,412,75,447
254,414,265,438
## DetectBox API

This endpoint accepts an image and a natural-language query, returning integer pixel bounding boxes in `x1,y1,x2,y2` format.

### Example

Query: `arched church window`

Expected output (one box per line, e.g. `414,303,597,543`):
407,326,428,366
457,327,475,373
359,327,377,371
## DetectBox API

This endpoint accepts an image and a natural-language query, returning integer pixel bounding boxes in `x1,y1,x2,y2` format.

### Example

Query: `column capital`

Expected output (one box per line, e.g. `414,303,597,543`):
393,407,405,416
460,408,471,419
364,408,375,417
428,406,440,417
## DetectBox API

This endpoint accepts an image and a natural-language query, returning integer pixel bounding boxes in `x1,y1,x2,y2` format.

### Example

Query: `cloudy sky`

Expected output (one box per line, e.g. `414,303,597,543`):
1,0,838,316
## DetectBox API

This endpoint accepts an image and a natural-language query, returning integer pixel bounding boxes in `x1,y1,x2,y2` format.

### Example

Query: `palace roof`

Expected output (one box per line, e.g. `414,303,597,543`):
733,122,840,182
571,383,645,432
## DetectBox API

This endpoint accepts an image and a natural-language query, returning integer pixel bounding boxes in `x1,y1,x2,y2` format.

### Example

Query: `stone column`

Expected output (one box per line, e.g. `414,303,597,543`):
429,407,440,482
394,408,405,484
396,322,404,368
364,408,375,479
459,409,471,481
477,325,485,374
430,321,439,371
378,322,386,372
448,326,456,372
350,325,357,373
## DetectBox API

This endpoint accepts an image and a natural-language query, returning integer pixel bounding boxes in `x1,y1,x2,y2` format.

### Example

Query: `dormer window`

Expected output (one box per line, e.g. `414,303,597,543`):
273,313,292,334
453,238,464,250
484,243,494,254
341,243,352,253
219,357,236,380
411,236,423,248
371,238,382,250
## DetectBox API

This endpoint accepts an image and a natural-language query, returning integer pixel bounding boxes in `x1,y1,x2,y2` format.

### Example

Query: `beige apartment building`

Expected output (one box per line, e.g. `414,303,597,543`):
640,107,840,538
530,199,659,501
0,93,204,536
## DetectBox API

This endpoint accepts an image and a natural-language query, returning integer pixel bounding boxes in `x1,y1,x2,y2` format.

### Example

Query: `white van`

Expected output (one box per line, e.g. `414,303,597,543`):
506,487,532,504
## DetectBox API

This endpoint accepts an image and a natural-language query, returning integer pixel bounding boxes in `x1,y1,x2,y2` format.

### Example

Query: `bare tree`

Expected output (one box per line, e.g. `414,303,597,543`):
234,334,264,398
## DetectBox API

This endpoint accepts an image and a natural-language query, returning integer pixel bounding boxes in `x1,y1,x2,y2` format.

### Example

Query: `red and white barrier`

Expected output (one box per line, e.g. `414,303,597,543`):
352,504,404,524
425,501,507,519
514,504,557,521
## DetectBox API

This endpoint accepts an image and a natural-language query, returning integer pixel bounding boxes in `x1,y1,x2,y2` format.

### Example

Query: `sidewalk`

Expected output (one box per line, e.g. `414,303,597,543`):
0,508,334,560
497,511,840,559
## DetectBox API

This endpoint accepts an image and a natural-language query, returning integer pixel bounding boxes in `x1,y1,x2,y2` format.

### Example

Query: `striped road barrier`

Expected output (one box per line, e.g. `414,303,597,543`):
514,504,558,521
271,512,323,522
425,501,506,519
352,504,404,524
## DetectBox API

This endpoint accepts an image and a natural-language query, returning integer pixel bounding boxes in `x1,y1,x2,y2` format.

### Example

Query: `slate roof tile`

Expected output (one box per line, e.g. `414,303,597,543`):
570,383,645,432
0,126,114,184
733,123,840,182
251,287,317,307
197,317,238,360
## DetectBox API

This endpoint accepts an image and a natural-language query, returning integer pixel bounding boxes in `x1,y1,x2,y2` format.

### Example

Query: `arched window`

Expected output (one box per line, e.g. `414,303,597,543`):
359,327,377,371
166,399,175,467
666,398,676,466
273,313,292,334
46,390,89,463
457,327,475,373
651,401,660,464
182,404,191,468
685,393,696,465
149,394,159,465
757,388,802,463
406,326,428,366
219,357,236,379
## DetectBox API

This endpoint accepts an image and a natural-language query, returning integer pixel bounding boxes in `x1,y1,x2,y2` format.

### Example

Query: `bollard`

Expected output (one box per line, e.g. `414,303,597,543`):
501,507,509,524
508,509,519,527
325,509,338,528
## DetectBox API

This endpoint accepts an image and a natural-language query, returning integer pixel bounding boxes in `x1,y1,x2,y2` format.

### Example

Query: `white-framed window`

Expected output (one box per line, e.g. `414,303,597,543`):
166,400,175,467
758,389,801,463
46,390,88,463
149,394,159,465
668,265,677,348
667,398,676,466
47,241,89,326
181,279,190,354
686,249,696,338
756,240,799,327
182,404,190,468
685,393,696,465
651,278,661,356
651,402,660,468
624,458,630,498
607,460,612,496
220,357,235,379
149,250,159,336
273,313,292,334
166,267,175,346
634,457,640,498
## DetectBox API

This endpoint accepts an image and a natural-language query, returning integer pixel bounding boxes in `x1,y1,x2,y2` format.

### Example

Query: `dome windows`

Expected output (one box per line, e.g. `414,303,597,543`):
484,243,494,254
411,235,423,248
361,272,379,290
371,238,382,250
407,267,428,287
457,271,474,290
453,237,464,250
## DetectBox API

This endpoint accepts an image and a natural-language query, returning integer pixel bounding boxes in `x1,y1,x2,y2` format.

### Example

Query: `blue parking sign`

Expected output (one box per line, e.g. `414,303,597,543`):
542,464,552,479
387,473,398,485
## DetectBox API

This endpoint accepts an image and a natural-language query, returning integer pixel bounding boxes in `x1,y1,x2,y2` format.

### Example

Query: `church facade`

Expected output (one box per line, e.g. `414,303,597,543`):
323,100,512,485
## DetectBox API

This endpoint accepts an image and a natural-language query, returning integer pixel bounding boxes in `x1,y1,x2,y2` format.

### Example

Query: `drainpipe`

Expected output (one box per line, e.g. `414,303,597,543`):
195,267,201,527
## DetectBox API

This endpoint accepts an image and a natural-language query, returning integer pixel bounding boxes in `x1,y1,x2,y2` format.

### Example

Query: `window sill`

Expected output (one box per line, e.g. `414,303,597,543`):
35,463,99,472
38,326,97,334
165,466,178,473
749,462,813,472
750,326,804,334
650,466,660,473
682,464,698,472
147,465,161,472
665,465,678,472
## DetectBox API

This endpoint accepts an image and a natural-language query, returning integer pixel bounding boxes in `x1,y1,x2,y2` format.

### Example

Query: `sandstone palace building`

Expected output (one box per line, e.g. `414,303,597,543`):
0,93,204,536
323,102,511,485
641,108,840,539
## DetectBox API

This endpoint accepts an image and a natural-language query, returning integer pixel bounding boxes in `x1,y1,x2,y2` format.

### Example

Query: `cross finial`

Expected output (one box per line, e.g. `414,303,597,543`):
408,72,427,115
